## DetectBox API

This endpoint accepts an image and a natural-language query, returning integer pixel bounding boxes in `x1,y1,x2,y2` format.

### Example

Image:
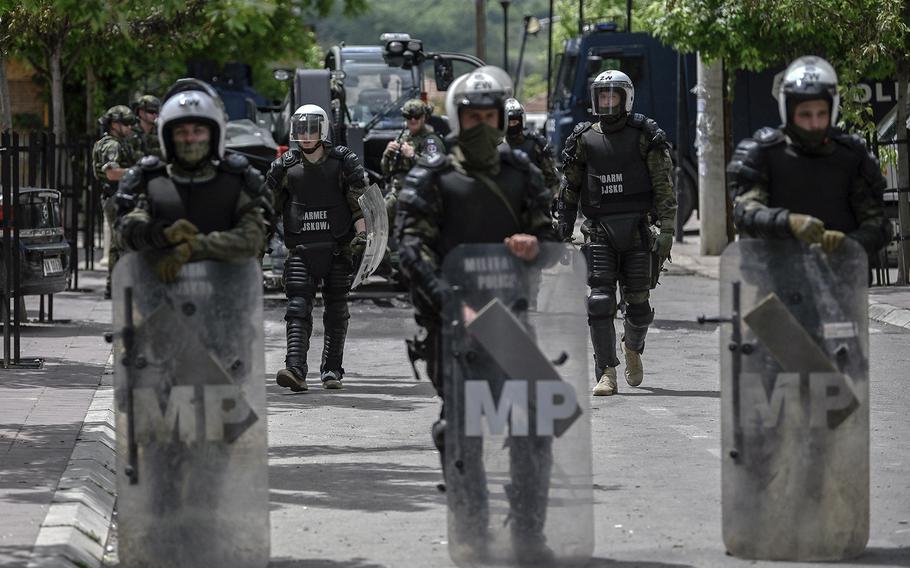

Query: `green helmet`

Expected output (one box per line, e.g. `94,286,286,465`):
401,98,430,119
103,105,136,126
134,94,160,114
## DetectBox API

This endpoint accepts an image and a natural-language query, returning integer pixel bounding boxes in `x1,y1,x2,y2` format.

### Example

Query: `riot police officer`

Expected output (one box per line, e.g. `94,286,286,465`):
266,105,368,392
554,70,677,396
396,66,557,562
131,94,162,158
115,79,269,277
93,105,141,298
504,97,559,195
727,56,890,257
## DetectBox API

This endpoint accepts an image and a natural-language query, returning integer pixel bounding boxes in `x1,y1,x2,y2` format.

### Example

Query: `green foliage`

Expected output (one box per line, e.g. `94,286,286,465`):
520,72,548,101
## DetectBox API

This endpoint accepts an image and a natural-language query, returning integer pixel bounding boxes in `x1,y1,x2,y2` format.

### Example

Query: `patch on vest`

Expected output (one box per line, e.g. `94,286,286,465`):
298,209,331,232
590,172,625,195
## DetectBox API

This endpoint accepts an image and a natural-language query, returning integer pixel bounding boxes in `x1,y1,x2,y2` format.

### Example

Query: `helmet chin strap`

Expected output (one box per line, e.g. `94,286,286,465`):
300,141,322,154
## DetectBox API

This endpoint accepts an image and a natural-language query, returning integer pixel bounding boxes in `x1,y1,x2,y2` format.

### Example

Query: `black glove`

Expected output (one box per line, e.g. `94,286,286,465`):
556,220,574,242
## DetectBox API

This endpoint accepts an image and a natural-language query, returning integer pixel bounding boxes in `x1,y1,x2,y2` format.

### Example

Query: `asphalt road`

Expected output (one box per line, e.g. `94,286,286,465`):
261,269,910,568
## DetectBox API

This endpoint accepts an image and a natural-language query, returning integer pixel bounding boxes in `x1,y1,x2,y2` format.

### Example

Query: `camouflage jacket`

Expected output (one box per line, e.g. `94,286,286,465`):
727,126,891,255
131,124,162,159
556,114,677,232
381,126,445,192
92,133,141,195
114,154,269,261
506,129,560,195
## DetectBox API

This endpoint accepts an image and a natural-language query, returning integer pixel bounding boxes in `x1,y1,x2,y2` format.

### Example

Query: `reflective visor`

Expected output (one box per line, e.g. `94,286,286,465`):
291,114,324,141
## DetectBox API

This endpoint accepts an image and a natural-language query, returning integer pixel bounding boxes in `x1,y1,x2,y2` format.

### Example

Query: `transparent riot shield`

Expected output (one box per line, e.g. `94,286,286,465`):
351,183,389,289
112,253,269,568
719,239,868,561
442,243,592,567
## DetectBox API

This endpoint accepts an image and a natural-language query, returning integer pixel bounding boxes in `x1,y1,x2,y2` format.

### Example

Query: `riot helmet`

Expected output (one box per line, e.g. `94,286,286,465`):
778,56,839,127
590,70,634,118
158,78,227,163
290,104,330,153
505,97,525,136
445,65,514,136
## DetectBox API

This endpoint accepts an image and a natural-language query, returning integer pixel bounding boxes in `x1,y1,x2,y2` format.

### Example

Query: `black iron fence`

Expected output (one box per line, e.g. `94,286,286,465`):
869,133,910,287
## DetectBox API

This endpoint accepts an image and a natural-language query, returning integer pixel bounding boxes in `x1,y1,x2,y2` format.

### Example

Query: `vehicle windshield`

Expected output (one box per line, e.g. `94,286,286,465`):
343,56,418,128
0,191,62,229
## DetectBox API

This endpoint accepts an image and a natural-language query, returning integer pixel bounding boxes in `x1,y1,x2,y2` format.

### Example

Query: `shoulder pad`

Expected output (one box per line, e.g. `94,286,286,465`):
753,127,785,146
502,146,531,170
219,152,250,174
562,122,592,163
117,166,145,196
138,155,165,173
329,145,354,160
416,151,448,170
830,129,869,153
571,121,593,136
627,113,647,128
281,149,300,168
726,137,769,187
399,166,439,213
829,130,886,191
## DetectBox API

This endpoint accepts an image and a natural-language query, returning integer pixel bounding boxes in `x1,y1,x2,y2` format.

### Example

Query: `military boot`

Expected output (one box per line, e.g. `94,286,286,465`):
276,367,307,392
321,369,343,390
592,367,618,396
621,338,644,386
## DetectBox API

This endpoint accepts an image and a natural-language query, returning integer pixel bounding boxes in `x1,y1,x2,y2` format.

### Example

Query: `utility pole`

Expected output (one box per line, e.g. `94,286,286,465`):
696,53,728,255
475,0,486,62
895,62,910,284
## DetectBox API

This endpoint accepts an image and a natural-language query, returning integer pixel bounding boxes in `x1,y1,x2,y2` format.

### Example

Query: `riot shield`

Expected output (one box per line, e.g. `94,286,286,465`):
442,243,593,567
351,183,389,289
719,239,869,561
112,253,269,567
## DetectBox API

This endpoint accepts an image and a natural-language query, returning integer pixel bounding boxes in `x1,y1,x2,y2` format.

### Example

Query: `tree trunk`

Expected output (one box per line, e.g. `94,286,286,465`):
895,62,910,284
50,46,65,142
475,0,486,61
0,57,12,131
696,53,728,255
85,63,96,137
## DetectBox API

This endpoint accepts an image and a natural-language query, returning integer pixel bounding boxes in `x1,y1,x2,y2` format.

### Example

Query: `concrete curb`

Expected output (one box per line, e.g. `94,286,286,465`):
673,250,910,331
28,356,116,568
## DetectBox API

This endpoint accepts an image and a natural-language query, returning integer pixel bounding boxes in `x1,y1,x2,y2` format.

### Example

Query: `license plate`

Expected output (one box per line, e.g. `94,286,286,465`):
43,257,63,276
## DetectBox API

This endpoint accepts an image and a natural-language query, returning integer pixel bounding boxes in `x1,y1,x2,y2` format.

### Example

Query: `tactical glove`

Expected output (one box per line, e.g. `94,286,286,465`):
156,241,193,283
350,231,368,258
556,221,574,242
163,219,199,245
655,232,674,265
821,230,846,253
788,213,825,245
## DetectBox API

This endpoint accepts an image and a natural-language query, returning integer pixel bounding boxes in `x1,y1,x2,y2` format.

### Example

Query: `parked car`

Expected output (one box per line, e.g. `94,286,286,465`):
0,188,71,296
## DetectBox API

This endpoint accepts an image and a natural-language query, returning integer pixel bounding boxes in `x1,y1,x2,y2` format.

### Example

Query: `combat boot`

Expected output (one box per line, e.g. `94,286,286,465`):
621,338,644,386
592,367,618,396
276,366,307,392
321,369,343,390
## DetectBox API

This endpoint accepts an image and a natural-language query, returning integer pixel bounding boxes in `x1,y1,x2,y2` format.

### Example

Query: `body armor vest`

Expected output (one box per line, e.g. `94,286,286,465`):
282,158,353,249
146,170,242,234
436,165,525,258
581,126,653,218
765,144,860,233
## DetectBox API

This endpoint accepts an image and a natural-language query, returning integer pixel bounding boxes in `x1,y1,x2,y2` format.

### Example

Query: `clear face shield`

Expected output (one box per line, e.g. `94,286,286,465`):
591,85,626,117
291,114,325,147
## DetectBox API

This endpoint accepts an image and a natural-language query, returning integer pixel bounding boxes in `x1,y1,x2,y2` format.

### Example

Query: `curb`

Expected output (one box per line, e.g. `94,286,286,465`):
28,355,116,568
673,250,910,331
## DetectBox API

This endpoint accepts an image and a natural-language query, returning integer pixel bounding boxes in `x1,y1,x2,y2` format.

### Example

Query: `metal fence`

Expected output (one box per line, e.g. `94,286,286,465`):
870,133,910,287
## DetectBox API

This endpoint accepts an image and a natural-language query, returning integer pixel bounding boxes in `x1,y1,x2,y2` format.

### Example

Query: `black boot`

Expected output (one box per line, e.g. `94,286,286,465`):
278,315,311,392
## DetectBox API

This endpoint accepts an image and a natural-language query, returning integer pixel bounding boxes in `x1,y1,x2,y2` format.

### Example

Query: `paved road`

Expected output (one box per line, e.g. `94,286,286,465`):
262,269,910,568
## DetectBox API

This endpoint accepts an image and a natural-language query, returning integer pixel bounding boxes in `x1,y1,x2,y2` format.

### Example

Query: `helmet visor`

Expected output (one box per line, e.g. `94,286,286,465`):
291,114,324,143
591,85,626,116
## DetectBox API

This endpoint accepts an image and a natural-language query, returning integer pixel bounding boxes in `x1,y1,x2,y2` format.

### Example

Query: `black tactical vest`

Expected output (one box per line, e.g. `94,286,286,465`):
581,126,653,217
510,135,537,159
146,170,242,234
436,164,525,258
765,143,860,233
282,157,353,249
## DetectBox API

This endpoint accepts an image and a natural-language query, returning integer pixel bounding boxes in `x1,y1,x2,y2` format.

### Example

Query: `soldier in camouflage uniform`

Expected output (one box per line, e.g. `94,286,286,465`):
727,56,890,258
115,79,269,284
266,104,368,392
505,98,559,195
554,70,676,396
381,99,444,209
92,105,141,298
131,94,162,158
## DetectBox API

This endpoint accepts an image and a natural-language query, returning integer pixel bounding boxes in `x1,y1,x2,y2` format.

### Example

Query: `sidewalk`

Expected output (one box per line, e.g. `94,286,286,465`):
670,235,910,330
0,270,114,568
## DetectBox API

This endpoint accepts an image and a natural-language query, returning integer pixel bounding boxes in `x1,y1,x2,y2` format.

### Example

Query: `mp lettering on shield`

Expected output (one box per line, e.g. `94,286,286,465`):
462,299,582,438
133,384,257,445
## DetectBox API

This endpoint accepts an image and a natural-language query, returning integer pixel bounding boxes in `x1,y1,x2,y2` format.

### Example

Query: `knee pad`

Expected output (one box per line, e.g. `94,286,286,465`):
583,243,619,287
285,295,313,320
625,300,655,327
587,290,617,322
284,255,316,297
621,250,652,293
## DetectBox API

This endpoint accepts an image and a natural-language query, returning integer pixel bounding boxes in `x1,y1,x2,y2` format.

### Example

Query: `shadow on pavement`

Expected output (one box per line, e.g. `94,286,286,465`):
652,318,718,332
584,559,695,567
620,386,719,399
269,444,431,460
0,545,33,568
267,376,437,413
270,559,386,568
850,546,910,566
269,460,443,513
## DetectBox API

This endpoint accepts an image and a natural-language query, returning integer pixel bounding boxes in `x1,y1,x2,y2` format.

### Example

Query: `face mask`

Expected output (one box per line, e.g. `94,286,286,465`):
507,122,523,137
173,139,210,167
786,124,829,151
458,123,502,172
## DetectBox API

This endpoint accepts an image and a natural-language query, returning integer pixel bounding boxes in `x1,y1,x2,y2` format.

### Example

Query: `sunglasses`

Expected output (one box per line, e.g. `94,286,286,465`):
403,114,423,120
